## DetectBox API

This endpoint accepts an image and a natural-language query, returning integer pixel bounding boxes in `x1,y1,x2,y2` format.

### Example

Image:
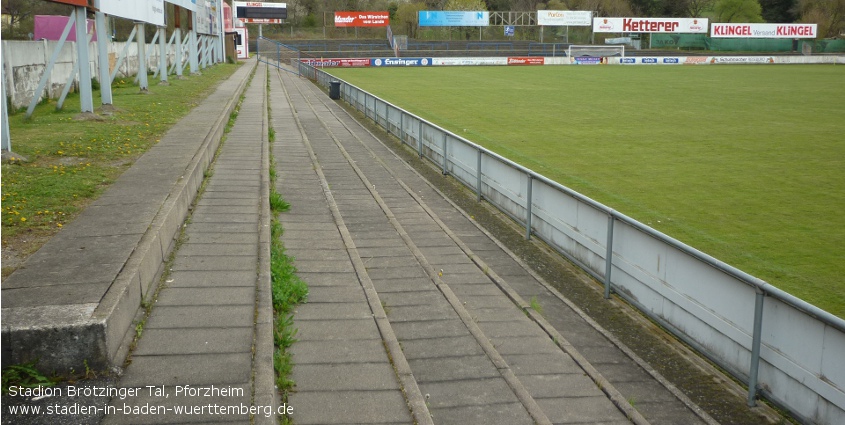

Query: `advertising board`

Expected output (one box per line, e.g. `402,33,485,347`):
419,11,489,27
593,17,707,33
300,58,371,67
334,11,389,27
711,23,817,38
507,57,544,65
371,58,432,66
234,1,287,24
537,10,591,27
99,0,165,26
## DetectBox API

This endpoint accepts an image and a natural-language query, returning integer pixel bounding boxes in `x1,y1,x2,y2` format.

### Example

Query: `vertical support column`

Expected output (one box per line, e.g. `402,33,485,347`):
747,290,765,406
189,11,199,74
95,11,112,106
417,120,423,158
75,6,94,112
476,149,483,202
1,53,11,152
174,6,183,78
136,23,149,92
604,212,615,299
158,27,168,84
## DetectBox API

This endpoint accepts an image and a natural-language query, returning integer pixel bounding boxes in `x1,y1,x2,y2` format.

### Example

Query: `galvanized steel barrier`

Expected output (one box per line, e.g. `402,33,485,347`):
296,60,845,425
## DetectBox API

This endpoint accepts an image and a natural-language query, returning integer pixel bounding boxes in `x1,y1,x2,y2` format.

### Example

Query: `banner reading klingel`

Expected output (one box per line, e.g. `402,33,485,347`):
593,17,707,33
711,23,818,38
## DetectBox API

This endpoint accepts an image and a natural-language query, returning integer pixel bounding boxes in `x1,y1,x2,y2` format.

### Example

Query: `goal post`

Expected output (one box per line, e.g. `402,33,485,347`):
567,45,625,58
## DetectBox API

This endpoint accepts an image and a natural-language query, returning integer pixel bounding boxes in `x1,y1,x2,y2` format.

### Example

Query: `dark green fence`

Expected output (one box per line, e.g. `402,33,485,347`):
651,34,845,52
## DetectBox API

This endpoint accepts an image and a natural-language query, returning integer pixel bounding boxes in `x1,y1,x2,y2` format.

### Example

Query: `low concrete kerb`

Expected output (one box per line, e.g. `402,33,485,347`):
1,59,257,374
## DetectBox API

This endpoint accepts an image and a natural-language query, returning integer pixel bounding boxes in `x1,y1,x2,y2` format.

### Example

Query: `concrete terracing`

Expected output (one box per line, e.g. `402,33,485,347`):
1,60,256,373
2,57,775,424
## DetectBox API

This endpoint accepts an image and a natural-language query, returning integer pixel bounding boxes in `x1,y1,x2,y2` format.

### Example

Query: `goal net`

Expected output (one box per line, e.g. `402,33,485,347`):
567,45,625,58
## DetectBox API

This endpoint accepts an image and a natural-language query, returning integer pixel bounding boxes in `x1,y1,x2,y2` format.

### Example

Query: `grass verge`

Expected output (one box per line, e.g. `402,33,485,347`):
2,64,240,277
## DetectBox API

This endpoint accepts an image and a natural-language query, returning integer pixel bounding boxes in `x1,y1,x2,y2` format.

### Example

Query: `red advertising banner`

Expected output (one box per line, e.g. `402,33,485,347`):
45,0,90,6
507,57,545,65
334,11,389,27
711,23,817,38
300,58,371,67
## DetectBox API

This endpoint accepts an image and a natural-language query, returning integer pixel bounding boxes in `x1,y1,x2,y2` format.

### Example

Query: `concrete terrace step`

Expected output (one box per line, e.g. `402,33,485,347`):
1,60,256,374
267,64,720,425
101,62,273,425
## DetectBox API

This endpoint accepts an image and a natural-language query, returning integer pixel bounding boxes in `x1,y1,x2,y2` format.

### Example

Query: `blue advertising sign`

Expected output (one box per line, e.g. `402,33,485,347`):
620,57,636,64
663,57,680,64
642,57,658,64
419,11,489,27
504,25,514,36
371,58,433,67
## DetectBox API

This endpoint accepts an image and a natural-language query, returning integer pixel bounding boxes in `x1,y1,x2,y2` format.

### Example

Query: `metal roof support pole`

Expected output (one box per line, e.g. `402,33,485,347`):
136,23,149,92
26,9,76,118
74,6,94,112
173,28,183,77
110,25,137,84
2,54,11,152
747,289,765,407
94,11,112,106
57,30,94,110
136,29,158,83
189,11,199,74
180,31,191,75
158,27,168,83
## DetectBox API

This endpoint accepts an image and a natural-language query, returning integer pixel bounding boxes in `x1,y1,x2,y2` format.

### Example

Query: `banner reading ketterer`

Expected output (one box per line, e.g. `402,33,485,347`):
593,17,708,33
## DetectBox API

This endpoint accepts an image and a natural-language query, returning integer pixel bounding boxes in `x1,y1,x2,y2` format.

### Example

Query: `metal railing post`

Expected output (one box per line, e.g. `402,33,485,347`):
604,212,615,299
441,132,448,175
525,175,533,240
400,112,405,144
477,149,483,202
418,120,423,158
748,290,765,406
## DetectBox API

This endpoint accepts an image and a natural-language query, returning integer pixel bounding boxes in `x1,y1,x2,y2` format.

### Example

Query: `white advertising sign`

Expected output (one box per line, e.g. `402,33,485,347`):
99,0,165,26
537,10,592,27
166,0,197,12
195,0,220,35
711,23,817,38
593,17,708,33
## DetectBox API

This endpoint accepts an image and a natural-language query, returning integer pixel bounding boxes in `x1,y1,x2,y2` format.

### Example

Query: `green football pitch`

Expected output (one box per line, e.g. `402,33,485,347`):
328,64,845,318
